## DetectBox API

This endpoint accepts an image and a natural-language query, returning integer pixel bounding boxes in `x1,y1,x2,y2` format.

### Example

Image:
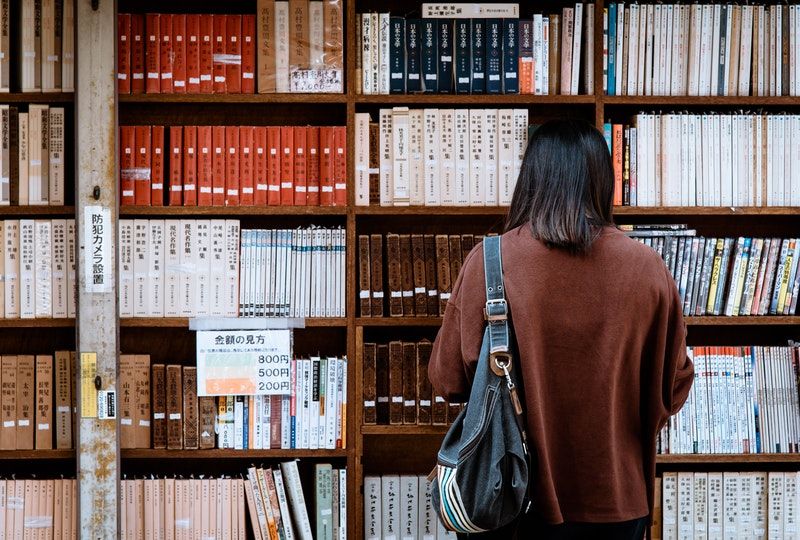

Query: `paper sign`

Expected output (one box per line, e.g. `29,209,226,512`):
83,206,112,292
196,329,292,396
80,352,98,418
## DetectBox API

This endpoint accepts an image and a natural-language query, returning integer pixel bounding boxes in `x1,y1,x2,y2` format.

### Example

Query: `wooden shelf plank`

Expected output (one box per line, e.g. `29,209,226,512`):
355,206,508,216
120,317,348,328
356,316,800,327
119,94,347,104
355,94,596,105
0,319,74,328
121,449,348,459
121,206,347,216
604,95,800,106
656,454,800,464
0,92,74,103
0,206,75,216
0,450,75,459
356,317,444,327
355,206,800,216
362,425,449,435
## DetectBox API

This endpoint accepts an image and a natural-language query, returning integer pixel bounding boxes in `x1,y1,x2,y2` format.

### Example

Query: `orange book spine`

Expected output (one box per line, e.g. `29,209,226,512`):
239,126,254,206
120,126,136,206
185,14,201,94
130,14,146,94
145,13,161,94
151,126,165,206
241,15,256,94
172,14,187,93
319,126,334,206
168,126,183,206
226,15,242,94
159,14,174,93
266,127,281,205
254,127,268,205
118,14,132,94
212,15,227,93
333,126,347,206
134,126,152,206
211,126,226,206
199,15,214,93
612,124,623,206
306,127,320,206
197,126,213,206
183,126,198,206
292,126,307,205
225,126,240,206
279,126,294,205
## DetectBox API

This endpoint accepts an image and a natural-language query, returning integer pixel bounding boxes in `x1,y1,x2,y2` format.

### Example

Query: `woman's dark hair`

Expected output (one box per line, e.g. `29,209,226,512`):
505,118,614,254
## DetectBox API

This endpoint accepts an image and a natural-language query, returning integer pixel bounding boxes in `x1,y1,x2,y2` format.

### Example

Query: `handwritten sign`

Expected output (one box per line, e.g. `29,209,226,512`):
196,329,292,396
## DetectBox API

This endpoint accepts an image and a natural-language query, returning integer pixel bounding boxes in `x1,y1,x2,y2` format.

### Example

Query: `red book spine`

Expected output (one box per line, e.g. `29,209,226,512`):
172,15,187,93
196,126,213,206
225,126,240,206
151,126,165,206
254,127,268,205
168,127,183,206
130,14,145,94
212,15,227,93
145,13,161,93
185,15,201,93
134,126,152,206
292,127,307,206
239,127,254,206
183,126,198,206
118,14,132,94
306,127,320,206
333,126,347,206
225,15,242,94
199,15,214,93
159,14,174,93
211,126,226,206
319,127,334,206
279,126,294,205
120,126,135,206
266,127,281,206
241,15,256,94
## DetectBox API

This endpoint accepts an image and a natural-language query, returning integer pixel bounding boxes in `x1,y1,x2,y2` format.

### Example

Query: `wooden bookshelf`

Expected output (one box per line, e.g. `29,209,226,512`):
0,206,76,215
121,449,348,459
655,454,800,465
120,317,348,328
0,450,75,460
119,93,348,104
0,319,75,328
0,92,74,103
120,206,347,216
354,316,800,327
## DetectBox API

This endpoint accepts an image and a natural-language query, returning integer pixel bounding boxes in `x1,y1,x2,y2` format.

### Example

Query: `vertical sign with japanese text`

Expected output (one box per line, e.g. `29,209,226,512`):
83,206,112,293
196,329,292,396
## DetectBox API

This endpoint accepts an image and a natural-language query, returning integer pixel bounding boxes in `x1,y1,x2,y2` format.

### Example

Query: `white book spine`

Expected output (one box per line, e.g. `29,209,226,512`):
399,476,418,540
66,219,75,318
148,220,165,317
391,107,410,205
364,477,382,540
48,107,64,206
677,472,694,539
280,461,313,540
571,2,583,95
644,5,654,96
723,472,740,538
768,472,784,538
409,109,425,206
423,109,441,206
379,13,390,95
338,469,346,540
119,220,134,318
179,219,196,317
61,0,74,92
484,109,499,206
354,112,371,206
50,219,66,318
497,109,515,206
163,221,180,318
627,5,640,96
453,109,469,206
511,109,528,204
439,109,455,206
379,109,394,206
208,220,225,317
532,14,543,95
541,17,549,95
2,220,17,318
370,13,380,95
132,219,149,318
361,14,372,94
739,6,753,97
468,109,485,206
662,471,678,539
381,475,399,540
33,220,52,318
194,220,211,316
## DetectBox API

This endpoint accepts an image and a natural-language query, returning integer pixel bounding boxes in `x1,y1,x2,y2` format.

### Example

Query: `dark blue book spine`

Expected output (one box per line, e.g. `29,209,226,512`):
486,19,502,94
242,397,249,449
470,19,486,93
454,20,471,94
406,19,422,93
437,19,454,93
607,4,617,96
421,20,438,93
389,16,406,94
502,19,519,94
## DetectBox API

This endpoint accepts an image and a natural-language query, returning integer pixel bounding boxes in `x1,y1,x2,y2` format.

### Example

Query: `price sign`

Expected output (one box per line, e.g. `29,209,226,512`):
196,329,292,396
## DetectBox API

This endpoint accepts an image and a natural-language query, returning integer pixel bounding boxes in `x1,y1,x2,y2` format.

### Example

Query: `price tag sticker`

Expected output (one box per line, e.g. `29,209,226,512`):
196,329,292,396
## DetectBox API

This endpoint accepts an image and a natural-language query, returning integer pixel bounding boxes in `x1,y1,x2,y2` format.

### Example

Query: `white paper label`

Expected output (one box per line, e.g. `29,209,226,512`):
83,206,112,293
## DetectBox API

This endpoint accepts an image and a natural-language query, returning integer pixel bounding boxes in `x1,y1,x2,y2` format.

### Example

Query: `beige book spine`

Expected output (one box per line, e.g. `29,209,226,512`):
34,355,53,449
15,355,34,450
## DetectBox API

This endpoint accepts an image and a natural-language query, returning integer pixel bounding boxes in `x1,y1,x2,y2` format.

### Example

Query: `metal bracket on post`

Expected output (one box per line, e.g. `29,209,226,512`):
76,0,119,537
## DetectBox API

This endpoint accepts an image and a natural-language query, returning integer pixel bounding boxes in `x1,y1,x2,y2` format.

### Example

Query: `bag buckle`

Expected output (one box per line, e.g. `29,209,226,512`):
484,298,508,322
489,351,513,376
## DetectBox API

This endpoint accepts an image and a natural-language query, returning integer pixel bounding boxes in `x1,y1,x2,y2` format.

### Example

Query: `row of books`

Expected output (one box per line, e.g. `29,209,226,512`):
657,346,800,455
625,228,800,317
0,105,67,206
358,233,488,318
357,4,593,95
354,109,528,207
119,125,347,208
246,463,346,540
239,228,346,319
0,220,76,320
656,471,799,539
6,0,75,92
363,475,456,540
607,113,800,207
0,479,77,539
122,357,348,451
0,352,75,451
117,1,344,95
605,3,800,97
362,340,464,426
119,219,240,318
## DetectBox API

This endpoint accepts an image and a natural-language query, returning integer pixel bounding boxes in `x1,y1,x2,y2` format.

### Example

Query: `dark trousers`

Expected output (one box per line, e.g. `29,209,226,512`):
457,514,649,540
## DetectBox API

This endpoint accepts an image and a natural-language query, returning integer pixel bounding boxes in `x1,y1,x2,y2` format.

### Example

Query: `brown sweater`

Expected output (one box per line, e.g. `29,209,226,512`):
428,225,694,524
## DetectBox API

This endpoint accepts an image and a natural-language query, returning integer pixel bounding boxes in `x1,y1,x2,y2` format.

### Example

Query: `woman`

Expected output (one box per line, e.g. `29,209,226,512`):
428,119,694,539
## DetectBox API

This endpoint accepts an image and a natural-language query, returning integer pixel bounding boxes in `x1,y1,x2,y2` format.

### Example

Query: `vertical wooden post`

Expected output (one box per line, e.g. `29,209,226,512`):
75,0,119,537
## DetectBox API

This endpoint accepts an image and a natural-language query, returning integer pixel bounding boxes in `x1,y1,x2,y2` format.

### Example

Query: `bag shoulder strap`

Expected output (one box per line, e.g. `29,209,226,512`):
482,236,510,357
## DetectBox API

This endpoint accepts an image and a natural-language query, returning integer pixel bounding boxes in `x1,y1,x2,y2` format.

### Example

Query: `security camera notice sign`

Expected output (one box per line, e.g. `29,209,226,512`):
196,329,292,396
